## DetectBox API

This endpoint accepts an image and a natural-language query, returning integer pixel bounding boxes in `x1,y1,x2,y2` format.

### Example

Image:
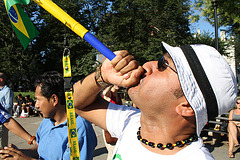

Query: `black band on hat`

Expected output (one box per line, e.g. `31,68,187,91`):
180,45,218,120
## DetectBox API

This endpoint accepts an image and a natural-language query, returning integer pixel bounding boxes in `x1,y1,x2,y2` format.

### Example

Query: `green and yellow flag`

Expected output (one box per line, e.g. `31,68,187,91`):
4,0,39,49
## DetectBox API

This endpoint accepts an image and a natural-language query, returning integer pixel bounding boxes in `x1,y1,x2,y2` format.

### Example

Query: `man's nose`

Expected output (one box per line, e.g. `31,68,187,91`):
142,61,158,75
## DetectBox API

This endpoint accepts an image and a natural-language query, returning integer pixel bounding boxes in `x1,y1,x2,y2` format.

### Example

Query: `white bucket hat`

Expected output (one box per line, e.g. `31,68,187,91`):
161,42,238,136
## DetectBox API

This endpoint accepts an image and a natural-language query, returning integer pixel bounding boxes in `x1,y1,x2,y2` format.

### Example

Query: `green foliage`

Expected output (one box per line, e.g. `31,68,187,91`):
1,0,230,91
0,2,25,86
191,0,240,33
0,0,98,90
191,0,240,65
96,0,192,64
72,51,97,81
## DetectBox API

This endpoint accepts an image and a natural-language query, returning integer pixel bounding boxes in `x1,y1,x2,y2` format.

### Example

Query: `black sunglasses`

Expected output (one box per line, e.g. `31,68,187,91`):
158,56,177,74
236,102,240,104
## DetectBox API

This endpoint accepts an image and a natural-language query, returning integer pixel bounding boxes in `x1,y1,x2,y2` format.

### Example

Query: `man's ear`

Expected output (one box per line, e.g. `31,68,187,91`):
175,102,194,116
51,94,59,106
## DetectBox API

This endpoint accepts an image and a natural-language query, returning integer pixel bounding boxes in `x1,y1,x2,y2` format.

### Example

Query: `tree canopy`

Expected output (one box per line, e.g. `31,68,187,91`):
96,0,192,64
191,0,240,36
1,0,97,90
0,0,229,90
191,0,240,58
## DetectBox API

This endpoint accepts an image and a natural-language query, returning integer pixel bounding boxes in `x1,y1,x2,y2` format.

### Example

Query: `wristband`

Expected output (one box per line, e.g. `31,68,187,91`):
95,64,112,88
28,136,36,145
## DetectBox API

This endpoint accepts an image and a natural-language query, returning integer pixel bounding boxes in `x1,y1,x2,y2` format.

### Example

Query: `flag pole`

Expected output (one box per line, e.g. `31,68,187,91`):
33,0,116,60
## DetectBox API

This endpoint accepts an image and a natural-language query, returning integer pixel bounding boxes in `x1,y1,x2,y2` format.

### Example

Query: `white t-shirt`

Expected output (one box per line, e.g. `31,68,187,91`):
106,103,214,160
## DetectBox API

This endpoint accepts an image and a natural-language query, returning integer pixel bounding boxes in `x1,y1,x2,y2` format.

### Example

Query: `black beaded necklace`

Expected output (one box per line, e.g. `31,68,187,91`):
137,127,198,150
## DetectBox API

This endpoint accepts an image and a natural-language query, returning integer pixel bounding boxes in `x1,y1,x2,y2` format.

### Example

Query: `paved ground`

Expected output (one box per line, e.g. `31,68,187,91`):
8,116,240,160
204,137,240,160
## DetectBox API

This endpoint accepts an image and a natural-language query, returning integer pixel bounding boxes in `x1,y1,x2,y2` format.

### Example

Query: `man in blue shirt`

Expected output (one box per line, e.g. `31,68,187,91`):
0,72,14,148
0,71,97,160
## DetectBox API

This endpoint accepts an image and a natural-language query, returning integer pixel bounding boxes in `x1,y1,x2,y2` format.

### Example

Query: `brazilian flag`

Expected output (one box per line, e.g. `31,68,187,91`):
4,0,39,49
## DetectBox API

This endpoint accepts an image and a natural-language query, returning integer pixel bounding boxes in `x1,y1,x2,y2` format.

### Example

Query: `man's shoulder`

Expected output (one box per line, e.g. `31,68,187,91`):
1,85,12,91
76,114,92,128
39,118,52,128
0,86,6,92
176,139,214,160
108,103,141,121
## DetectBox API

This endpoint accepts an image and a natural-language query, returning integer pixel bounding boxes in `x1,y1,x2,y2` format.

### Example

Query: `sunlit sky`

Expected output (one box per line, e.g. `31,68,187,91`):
189,0,227,36
189,12,227,36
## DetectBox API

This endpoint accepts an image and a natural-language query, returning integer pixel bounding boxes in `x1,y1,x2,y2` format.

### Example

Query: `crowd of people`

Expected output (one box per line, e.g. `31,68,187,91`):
0,42,239,160
13,94,38,118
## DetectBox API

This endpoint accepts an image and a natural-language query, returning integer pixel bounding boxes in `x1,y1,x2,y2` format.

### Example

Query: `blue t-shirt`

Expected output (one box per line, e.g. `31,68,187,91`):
0,85,14,112
36,114,97,160
0,103,11,125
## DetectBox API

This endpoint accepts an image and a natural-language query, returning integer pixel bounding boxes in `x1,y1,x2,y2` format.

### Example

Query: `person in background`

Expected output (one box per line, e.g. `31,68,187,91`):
22,95,35,116
73,43,237,159
102,85,122,105
13,94,26,118
0,72,14,148
228,98,240,158
0,71,97,160
102,85,122,160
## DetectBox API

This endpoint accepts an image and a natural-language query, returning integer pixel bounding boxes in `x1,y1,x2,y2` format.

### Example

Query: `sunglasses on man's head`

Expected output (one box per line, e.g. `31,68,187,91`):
158,56,177,74
236,102,240,104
